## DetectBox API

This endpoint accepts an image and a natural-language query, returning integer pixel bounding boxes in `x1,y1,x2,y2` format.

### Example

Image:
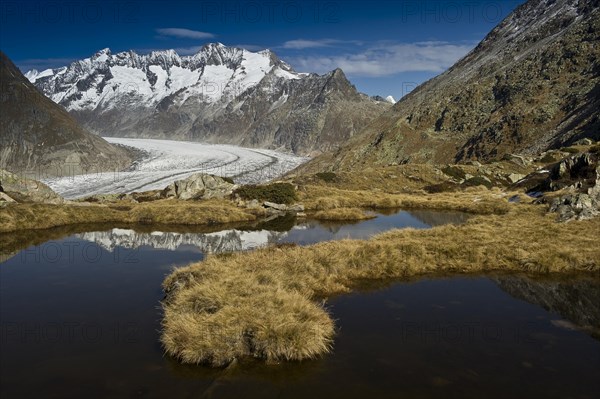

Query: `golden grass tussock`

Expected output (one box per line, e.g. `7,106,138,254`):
300,185,510,215
162,204,600,366
291,162,534,193
0,199,263,232
162,279,334,366
312,207,375,221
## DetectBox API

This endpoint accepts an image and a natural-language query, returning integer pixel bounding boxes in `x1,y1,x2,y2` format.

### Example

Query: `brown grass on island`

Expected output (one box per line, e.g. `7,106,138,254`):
312,207,375,220
161,203,600,366
0,199,264,233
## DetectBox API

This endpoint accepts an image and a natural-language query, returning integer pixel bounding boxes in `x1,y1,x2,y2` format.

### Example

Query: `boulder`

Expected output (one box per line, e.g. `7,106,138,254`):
162,174,236,200
548,165,600,221
288,204,305,212
246,199,261,209
0,169,63,204
507,173,526,184
0,192,16,203
263,201,288,211
574,138,593,146
503,154,532,167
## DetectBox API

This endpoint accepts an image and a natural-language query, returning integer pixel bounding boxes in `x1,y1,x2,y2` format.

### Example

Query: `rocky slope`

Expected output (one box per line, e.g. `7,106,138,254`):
28,43,387,155
0,51,132,176
495,276,600,339
316,0,599,169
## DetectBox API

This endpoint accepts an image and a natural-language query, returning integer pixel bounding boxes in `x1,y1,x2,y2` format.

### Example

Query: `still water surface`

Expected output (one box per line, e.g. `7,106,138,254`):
1,210,598,398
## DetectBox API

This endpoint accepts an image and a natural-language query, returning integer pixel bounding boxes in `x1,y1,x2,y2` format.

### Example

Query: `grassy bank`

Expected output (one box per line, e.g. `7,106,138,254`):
161,204,600,366
0,199,263,233
0,184,511,233
301,185,511,215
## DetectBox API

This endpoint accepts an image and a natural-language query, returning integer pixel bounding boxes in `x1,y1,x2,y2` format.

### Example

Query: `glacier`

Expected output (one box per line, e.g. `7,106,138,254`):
42,137,308,199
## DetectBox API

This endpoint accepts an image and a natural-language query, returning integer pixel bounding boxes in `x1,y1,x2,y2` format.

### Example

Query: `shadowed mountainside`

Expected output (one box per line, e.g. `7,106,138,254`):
0,51,132,176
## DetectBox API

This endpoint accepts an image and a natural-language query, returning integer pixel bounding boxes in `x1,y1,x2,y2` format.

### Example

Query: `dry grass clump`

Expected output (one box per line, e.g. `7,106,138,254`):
300,185,509,215
162,204,599,365
291,162,534,193
162,271,334,366
312,207,375,221
0,199,263,232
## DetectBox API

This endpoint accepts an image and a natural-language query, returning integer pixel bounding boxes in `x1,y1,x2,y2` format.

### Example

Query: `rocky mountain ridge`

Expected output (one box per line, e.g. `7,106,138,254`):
28,43,388,155
77,227,286,253
315,0,599,169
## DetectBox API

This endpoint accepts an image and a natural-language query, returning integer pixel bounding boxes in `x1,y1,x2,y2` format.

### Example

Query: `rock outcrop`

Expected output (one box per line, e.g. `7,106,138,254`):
516,151,600,221
0,169,63,204
161,173,236,200
548,159,600,221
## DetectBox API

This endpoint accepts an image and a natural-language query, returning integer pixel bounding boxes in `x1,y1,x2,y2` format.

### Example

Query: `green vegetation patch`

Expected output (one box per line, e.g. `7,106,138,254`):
234,183,298,204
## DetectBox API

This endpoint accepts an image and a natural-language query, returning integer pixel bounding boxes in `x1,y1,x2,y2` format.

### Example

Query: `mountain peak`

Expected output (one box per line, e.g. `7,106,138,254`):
204,42,226,49
26,43,386,155
92,48,111,59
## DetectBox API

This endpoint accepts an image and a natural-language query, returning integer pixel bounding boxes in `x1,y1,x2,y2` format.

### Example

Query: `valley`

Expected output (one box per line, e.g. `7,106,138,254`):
1,0,599,397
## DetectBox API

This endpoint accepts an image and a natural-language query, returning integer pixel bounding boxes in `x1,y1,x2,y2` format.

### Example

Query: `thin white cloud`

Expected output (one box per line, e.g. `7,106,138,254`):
282,38,363,50
287,41,475,77
156,28,215,39
283,39,338,49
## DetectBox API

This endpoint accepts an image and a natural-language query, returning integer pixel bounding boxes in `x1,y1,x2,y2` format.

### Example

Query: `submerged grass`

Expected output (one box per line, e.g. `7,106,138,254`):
162,204,600,366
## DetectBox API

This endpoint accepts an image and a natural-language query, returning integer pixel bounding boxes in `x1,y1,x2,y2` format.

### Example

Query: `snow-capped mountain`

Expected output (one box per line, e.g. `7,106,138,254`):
77,227,288,253
29,43,388,154
28,44,299,111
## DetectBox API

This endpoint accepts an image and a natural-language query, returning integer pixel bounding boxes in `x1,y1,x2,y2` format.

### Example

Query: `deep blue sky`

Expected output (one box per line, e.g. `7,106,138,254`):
0,0,523,100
